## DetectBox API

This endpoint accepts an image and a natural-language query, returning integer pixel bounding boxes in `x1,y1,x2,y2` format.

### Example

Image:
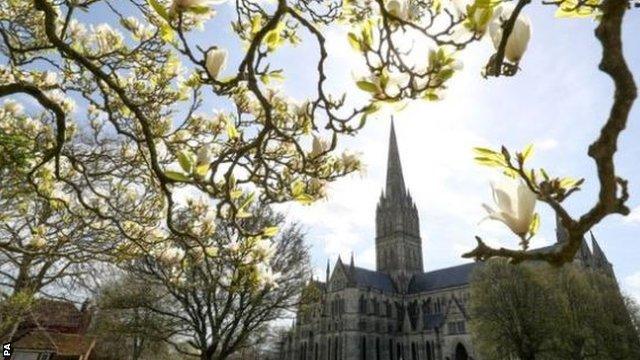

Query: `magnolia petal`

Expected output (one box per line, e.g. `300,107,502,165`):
516,181,536,227
491,182,516,215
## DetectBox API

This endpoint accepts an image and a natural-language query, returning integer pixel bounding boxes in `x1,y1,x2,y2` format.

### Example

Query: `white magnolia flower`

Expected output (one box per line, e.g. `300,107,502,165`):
4,100,24,116
173,129,191,142
294,100,310,123
26,235,47,249
121,17,141,33
310,135,328,158
204,246,218,257
228,240,240,253
489,4,532,62
43,72,57,86
67,20,87,40
253,238,276,260
482,177,537,236
157,246,185,265
386,0,410,21
256,263,281,288
205,47,228,79
51,186,71,203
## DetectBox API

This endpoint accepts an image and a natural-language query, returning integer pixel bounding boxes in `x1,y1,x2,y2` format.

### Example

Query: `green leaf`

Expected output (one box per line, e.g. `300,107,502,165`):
473,147,497,155
356,81,379,93
291,180,305,197
263,226,279,237
165,170,190,182
195,164,210,177
474,156,505,168
227,121,239,140
239,192,255,211
363,102,380,115
522,144,534,162
148,0,170,21
440,68,454,81
540,168,550,181
178,151,194,173
361,20,374,47
555,0,599,18
189,5,211,14
347,33,362,52
431,0,442,13
261,69,284,85
529,213,540,236
424,92,439,101
230,189,243,199
295,193,315,205
503,168,518,178
159,23,175,43
236,209,252,218
264,25,282,52
251,15,263,35
559,177,579,189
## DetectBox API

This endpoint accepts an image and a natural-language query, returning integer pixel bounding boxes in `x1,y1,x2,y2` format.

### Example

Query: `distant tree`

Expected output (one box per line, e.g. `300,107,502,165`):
90,274,178,360
257,325,293,360
119,206,310,360
0,152,113,338
469,259,555,360
624,295,640,339
584,275,640,360
470,260,640,360
544,266,605,359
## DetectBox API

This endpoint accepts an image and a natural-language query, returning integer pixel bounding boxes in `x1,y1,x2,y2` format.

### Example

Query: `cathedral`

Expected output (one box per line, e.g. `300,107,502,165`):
278,122,614,360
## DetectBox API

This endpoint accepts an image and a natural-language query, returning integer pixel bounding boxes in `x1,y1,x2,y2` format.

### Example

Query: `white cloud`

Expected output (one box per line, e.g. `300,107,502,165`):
358,246,377,268
535,138,558,151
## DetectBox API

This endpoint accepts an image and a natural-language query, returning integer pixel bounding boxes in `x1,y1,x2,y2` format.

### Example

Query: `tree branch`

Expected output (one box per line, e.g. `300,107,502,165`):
465,0,636,265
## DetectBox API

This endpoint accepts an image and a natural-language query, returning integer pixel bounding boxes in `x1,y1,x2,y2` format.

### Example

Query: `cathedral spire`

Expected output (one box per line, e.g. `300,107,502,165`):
375,119,423,284
555,214,569,243
385,119,406,198
326,258,330,283
591,231,609,264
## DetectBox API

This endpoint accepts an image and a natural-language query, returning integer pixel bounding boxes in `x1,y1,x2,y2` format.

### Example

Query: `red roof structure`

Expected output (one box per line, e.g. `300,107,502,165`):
7,299,96,360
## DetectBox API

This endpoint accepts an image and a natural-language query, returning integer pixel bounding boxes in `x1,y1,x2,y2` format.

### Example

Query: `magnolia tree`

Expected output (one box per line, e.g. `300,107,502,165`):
0,0,637,315
116,206,310,360
0,98,121,337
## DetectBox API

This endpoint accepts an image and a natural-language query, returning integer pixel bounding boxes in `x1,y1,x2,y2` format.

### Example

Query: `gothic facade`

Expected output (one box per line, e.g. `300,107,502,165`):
277,122,614,360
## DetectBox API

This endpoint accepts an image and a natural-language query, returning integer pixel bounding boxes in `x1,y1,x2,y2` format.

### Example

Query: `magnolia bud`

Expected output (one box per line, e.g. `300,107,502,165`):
205,47,228,79
489,5,532,63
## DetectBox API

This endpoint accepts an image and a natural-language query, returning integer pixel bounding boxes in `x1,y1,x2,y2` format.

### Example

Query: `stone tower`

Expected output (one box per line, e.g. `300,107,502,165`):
375,121,423,292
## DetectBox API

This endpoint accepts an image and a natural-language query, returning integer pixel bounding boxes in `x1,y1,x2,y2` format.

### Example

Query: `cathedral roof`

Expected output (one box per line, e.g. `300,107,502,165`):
309,280,327,292
407,263,477,294
349,266,396,293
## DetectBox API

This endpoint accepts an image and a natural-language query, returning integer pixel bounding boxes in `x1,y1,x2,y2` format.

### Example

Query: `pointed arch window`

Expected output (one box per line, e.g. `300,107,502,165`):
359,295,367,314
361,337,367,360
